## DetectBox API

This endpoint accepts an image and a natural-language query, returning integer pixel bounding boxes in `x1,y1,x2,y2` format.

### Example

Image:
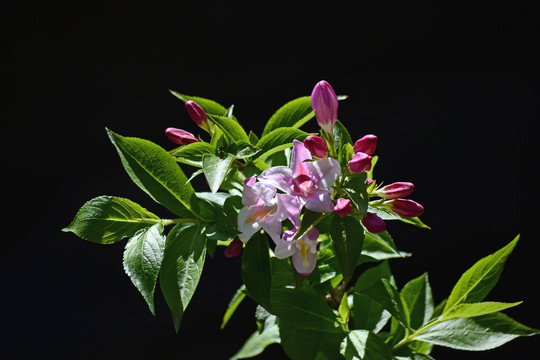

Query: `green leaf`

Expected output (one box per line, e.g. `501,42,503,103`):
343,172,369,215
262,96,314,136
221,284,247,329
329,215,365,283
359,232,408,264
228,140,261,159
107,129,199,217
415,312,539,351
169,90,235,119
340,330,393,360
122,223,165,315
367,206,430,229
362,279,410,329
440,301,522,321
241,232,272,311
159,224,207,332
254,127,310,162
171,141,215,167
229,322,280,360
202,154,233,194
443,235,519,314
63,196,161,244
333,120,353,162
279,324,345,360
208,114,249,143
401,274,434,330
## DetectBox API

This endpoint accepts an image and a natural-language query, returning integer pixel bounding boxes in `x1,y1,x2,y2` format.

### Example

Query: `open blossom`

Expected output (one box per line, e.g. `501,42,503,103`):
275,227,319,275
258,140,341,213
165,128,199,145
311,80,338,135
237,178,300,243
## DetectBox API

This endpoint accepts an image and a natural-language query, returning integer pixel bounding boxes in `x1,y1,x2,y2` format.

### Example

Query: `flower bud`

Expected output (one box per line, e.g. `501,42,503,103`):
377,182,414,199
353,134,377,155
224,238,243,258
386,199,424,218
348,152,372,173
311,80,338,135
304,135,327,158
165,128,199,145
361,212,386,234
333,198,352,218
185,100,211,132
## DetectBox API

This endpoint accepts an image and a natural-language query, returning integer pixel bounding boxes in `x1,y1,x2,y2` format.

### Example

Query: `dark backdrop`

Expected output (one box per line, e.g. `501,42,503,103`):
3,1,539,359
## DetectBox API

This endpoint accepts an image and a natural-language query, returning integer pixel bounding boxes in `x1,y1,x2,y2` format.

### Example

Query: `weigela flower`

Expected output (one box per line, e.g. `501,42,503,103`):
348,151,372,173
224,238,243,258
386,198,424,218
275,227,319,275
258,140,341,213
361,212,386,234
353,134,378,155
333,198,352,218
376,182,414,199
303,135,327,158
311,80,338,136
185,100,211,133
165,128,199,145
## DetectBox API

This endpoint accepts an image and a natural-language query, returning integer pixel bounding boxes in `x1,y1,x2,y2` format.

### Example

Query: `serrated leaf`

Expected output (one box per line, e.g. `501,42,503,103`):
63,196,161,244
401,273,434,330
171,141,215,167
107,129,199,217
254,127,311,162
208,114,249,142
202,154,233,194
440,301,522,321
329,214,365,283
159,223,207,332
227,140,262,159
262,96,314,136
340,330,393,360
443,235,519,314
415,312,539,351
362,278,410,329
279,324,345,360
343,172,368,215
359,232,409,264
241,232,272,311
123,223,165,315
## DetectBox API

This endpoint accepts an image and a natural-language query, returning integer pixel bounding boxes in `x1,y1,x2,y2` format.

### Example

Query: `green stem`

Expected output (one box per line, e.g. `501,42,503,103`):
392,318,443,351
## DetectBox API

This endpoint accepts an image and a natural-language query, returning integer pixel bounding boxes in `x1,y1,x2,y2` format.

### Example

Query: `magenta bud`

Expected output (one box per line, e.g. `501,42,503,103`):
365,179,375,187
165,127,199,145
185,100,211,132
353,134,378,155
224,238,243,258
379,182,414,199
361,212,386,234
311,80,338,135
333,198,352,218
387,199,424,218
304,135,328,158
348,152,372,173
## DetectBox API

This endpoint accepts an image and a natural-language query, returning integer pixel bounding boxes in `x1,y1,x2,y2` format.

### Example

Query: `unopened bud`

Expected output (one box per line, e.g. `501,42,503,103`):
304,135,327,158
185,100,211,132
361,212,386,234
377,182,414,199
311,80,338,136
348,152,372,173
333,198,352,218
224,238,243,258
386,199,424,218
165,128,199,145
353,134,377,155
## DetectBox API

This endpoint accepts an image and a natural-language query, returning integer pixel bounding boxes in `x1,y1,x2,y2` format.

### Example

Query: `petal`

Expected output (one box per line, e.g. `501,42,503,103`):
252,181,277,205
276,194,302,227
305,189,335,213
274,238,296,259
258,166,292,193
290,140,312,177
307,157,341,189
237,207,261,242
261,219,283,245
292,241,317,275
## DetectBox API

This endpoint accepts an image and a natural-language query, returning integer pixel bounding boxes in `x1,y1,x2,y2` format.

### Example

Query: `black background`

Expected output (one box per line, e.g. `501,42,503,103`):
3,1,539,359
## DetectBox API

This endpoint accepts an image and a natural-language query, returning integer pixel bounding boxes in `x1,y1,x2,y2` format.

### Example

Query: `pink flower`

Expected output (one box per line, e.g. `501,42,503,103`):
258,140,341,213
165,128,199,145
361,212,386,234
353,135,378,155
311,80,338,136
333,198,352,218
348,152,372,173
275,227,319,276
386,199,424,218
376,182,414,199
303,135,327,158
224,238,243,258
185,100,211,133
